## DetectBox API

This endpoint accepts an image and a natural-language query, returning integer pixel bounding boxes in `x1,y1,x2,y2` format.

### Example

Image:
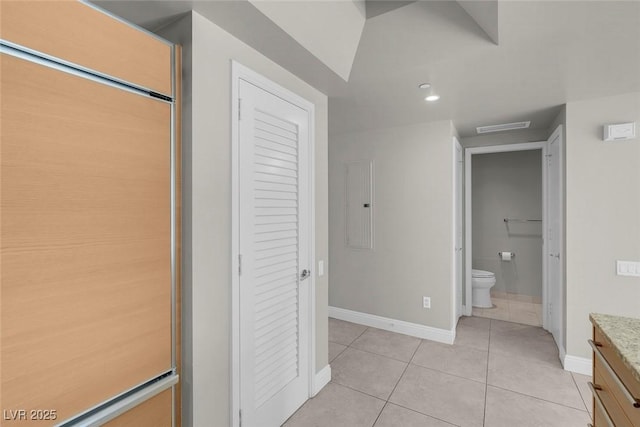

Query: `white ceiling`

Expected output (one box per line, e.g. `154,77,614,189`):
94,0,640,137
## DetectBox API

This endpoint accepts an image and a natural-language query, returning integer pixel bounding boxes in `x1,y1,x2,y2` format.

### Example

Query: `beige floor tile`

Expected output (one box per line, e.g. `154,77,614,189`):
490,319,545,335
507,293,534,303
472,308,487,317
329,318,368,346
532,296,542,304
373,403,457,427
488,352,585,409
390,364,485,427
329,342,347,362
492,298,509,310
284,382,385,427
482,306,510,321
508,300,537,314
454,324,490,351
484,386,591,427
491,291,508,299
412,340,488,383
508,310,540,327
571,372,593,414
351,327,421,362
331,347,407,400
489,325,560,368
457,315,491,330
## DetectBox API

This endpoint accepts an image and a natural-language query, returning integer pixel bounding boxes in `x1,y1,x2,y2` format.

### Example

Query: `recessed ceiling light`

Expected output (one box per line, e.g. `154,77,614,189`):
425,95,440,102
418,83,431,89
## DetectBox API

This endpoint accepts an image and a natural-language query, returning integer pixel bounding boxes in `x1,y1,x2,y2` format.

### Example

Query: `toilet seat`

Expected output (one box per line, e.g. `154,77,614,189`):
472,269,494,279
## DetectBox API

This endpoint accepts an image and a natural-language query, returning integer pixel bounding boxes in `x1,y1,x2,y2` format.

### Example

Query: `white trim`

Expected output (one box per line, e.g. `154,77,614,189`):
329,306,456,344
452,136,463,325
464,141,546,319
563,354,592,376
312,365,331,396
545,125,564,350
231,61,317,427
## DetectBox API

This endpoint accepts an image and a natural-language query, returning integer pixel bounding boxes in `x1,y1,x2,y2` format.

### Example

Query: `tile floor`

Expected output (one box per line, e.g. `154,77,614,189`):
472,292,543,326
284,316,592,427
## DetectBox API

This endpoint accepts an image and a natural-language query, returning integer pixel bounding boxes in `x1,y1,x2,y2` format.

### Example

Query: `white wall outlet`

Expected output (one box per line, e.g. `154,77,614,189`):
617,260,640,277
423,296,431,309
318,260,324,277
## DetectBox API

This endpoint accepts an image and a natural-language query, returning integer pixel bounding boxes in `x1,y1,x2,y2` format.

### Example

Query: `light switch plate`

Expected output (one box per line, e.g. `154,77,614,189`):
616,260,640,277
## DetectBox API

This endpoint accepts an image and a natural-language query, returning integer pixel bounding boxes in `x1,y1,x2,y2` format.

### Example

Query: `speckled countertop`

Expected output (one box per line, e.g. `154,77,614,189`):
590,313,640,383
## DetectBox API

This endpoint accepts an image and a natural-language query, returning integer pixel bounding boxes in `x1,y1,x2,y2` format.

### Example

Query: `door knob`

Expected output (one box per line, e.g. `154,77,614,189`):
300,269,311,280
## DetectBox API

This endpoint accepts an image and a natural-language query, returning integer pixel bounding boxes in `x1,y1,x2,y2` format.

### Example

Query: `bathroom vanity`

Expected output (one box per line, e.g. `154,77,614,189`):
589,313,640,427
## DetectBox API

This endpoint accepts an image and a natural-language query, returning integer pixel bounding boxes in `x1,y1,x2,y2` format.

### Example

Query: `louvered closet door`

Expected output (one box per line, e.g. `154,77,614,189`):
239,80,310,427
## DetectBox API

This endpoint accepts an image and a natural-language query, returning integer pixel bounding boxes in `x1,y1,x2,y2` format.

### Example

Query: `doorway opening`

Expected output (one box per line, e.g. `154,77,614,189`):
461,126,564,354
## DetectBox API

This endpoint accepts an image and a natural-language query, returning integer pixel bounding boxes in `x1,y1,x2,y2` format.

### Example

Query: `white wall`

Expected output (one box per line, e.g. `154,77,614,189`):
472,150,543,297
329,121,455,331
159,12,329,426
565,92,640,359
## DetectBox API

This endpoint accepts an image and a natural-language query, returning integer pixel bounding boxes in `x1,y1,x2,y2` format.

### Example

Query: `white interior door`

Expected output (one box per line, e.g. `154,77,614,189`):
454,138,464,320
546,126,563,349
238,79,310,427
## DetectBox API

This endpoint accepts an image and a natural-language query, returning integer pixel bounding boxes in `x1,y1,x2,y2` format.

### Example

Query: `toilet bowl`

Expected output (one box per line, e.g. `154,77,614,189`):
472,269,496,308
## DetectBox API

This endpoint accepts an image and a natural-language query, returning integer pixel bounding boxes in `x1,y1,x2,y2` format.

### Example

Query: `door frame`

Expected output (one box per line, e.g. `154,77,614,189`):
230,61,316,427
463,141,548,320
452,136,464,325
545,125,564,356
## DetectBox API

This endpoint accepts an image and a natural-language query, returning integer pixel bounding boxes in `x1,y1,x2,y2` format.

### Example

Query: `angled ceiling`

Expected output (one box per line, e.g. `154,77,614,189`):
93,0,640,137
248,0,366,80
457,0,499,44
365,0,416,19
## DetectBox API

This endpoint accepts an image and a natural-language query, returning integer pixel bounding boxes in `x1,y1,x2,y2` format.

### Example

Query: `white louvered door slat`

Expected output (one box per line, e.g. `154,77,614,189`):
239,79,310,427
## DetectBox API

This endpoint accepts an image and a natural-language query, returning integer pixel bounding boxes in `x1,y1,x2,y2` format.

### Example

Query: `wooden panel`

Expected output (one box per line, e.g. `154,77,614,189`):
594,327,640,426
103,389,173,427
594,367,634,427
594,328,640,403
1,54,171,425
593,402,611,427
0,0,172,95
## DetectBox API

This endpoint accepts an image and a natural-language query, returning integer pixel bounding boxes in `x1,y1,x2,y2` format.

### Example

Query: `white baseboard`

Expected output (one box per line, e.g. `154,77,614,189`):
312,364,331,396
563,354,592,376
328,306,455,345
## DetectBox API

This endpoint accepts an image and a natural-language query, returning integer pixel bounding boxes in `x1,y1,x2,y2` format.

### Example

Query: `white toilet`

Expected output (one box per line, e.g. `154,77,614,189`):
472,269,496,308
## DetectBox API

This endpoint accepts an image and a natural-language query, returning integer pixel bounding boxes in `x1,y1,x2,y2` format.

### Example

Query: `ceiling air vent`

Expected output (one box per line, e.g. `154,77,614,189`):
476,121,531,134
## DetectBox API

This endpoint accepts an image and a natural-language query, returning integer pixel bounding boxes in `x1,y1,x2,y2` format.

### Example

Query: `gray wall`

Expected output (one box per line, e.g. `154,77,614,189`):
472,151,543,297
565,92,640,359
159,12,329,426
329,121,455,331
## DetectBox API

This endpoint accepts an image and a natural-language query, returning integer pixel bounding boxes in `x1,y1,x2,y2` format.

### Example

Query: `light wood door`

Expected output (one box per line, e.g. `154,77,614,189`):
103,390,173,427
1,53,172,425
238,79,311,427
0,1,172,96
